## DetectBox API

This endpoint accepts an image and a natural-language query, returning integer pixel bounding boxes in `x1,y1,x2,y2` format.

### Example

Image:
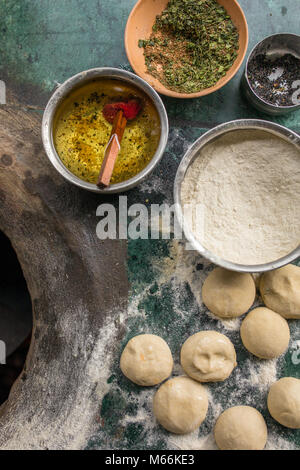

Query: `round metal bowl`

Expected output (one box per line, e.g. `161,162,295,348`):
125,0,249,99
174,119,300,273
241,33,300,115
42,67,169,193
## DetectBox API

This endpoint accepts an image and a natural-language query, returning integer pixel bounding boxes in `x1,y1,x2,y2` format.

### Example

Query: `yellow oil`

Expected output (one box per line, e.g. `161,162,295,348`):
53,79,161,185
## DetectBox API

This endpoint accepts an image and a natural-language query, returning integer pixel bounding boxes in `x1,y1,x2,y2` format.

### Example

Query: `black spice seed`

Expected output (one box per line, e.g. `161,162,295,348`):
247,53,300,107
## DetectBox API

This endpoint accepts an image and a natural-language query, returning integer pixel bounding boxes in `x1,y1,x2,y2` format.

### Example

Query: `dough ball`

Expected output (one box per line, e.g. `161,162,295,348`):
202,267,256,318
180,331,237,382
240,307,290,359
214,406,267,450
120,334,173,386
260,264,300,319
267,377,300,429
153,376,208,434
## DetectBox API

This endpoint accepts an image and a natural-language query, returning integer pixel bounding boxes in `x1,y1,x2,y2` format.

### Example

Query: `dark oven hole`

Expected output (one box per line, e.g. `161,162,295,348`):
0,231,32,405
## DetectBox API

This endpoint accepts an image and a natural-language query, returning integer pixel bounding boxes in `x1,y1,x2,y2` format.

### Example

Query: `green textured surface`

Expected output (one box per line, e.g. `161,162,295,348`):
89,245,300,450
0,0,300,129
1,0,299,450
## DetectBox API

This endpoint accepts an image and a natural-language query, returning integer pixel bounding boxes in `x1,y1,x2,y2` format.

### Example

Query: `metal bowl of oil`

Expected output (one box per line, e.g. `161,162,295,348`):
42,68,169,193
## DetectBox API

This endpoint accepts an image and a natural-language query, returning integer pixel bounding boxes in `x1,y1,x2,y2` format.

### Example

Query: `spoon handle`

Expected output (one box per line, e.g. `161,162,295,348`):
97,110,127,188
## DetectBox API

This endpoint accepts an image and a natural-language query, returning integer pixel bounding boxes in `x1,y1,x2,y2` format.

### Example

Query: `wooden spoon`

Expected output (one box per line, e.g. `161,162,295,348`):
97,99,142,188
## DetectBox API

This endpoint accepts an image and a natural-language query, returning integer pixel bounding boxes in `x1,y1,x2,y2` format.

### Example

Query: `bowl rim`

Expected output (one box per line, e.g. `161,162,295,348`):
124,0,249,99
244,32,300,111
42,67,169,194
174,118,300,273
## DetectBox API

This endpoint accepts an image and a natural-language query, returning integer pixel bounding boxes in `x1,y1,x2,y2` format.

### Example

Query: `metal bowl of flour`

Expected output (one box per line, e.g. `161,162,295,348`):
174,119,300,273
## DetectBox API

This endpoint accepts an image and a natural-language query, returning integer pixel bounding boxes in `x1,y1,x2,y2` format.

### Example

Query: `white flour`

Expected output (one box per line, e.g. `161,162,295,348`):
181,130,300,265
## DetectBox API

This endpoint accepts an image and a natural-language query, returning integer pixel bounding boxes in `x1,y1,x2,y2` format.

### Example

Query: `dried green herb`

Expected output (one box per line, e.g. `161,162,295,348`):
139,0,239,93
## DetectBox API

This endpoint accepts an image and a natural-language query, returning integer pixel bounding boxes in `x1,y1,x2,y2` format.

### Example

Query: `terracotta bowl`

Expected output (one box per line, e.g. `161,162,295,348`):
125,0,249,98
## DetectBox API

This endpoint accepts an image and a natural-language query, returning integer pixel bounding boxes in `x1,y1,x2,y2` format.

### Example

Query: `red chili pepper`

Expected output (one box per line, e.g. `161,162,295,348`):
103,99,142,124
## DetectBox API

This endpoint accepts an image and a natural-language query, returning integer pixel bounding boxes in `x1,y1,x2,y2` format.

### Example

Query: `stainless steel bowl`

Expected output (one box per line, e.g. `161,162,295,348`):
174,119,300,273
241,33,300,115
42,67,169,193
